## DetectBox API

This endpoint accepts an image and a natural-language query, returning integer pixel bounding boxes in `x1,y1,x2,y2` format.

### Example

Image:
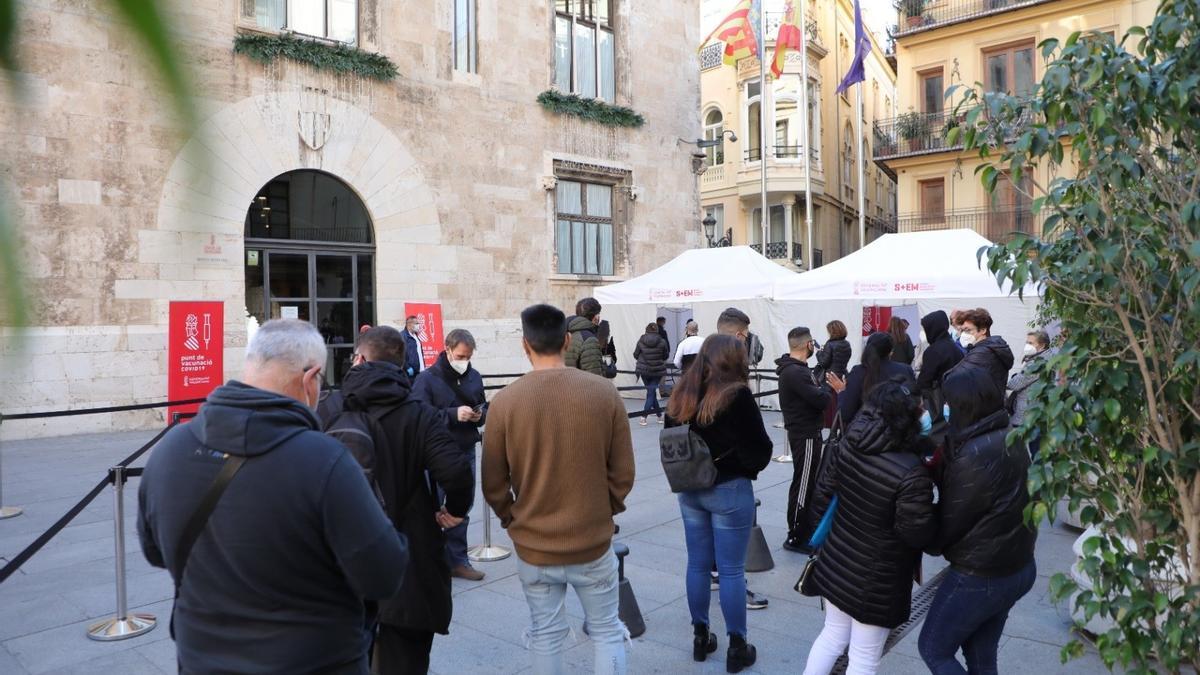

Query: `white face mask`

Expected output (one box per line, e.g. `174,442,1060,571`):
919,329,928,345
959,332,977,348
1023,343,1037,357
449,359,470,375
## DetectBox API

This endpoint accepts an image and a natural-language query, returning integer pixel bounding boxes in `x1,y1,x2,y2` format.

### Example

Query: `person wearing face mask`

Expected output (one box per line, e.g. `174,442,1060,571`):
412,329,488,581
338,326,475,674
402,315,426,378
1006,329,1053,459
776,326,842,554
949,308,1015,396
138,319,409,674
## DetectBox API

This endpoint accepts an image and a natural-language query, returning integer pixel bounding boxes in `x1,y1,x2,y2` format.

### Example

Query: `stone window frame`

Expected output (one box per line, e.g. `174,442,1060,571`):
550,1,623,104
548,159,631,283
237,0,383,53
453,0,478,74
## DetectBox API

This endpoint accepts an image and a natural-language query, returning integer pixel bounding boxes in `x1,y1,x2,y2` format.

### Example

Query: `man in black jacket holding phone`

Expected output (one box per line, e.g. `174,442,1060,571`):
412,328,488,582
776,326,837,553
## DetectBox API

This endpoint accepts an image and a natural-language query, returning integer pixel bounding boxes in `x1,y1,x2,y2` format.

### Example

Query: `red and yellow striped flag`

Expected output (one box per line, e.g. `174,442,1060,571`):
771,0,803,78
699,0,760,65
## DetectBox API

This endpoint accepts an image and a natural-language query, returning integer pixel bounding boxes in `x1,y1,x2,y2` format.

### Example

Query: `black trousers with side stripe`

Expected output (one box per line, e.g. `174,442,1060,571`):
787,433,823,544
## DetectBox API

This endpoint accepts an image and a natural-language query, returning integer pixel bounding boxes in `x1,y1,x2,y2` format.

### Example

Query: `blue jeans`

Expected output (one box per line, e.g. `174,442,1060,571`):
516,547,628,675
678,477,755,637
918,560,1037,674
642,377,661,415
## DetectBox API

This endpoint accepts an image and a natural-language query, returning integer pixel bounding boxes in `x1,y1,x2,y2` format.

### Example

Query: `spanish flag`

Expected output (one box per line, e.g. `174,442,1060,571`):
699,0,761,66
771,0,803,78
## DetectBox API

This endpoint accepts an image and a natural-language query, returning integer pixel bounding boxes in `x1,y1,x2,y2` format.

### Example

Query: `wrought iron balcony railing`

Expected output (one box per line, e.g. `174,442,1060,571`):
893,206,1041,242
895,0,1052,37
773,144,818,160
763,13,822,48
745,147,763,162
873,102,1036,160
749,241,804,261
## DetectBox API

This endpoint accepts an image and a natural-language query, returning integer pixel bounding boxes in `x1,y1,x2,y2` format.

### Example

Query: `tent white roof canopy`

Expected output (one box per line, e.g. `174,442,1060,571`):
594,245,796,305
774,229,1024,301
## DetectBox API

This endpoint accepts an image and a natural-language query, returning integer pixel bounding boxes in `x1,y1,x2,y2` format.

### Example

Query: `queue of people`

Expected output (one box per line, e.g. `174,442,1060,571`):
136,297,1045,675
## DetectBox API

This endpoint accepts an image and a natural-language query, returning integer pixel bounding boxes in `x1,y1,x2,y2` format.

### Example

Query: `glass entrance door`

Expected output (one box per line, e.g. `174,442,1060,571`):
245,248,375,385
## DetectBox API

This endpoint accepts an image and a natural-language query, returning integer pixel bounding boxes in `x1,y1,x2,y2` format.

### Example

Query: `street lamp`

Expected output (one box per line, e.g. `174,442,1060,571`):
703,214,731,248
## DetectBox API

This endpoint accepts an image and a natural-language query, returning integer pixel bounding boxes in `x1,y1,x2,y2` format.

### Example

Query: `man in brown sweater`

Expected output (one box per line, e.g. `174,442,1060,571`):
483,303,635,674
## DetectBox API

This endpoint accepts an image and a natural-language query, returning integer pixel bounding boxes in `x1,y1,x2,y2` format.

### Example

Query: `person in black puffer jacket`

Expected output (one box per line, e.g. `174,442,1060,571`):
916,310,963,429
634,323,671,425
837,332,915,425
918,366,1037,675
815,320,852,379
950,307,1014,395
802,377,937,675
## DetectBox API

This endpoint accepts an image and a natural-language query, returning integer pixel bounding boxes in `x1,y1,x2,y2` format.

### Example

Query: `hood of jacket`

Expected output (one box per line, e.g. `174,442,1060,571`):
774,353,811,376
844,406,903,456
969,336,1015,370
196,381,318,458
950,408,1011,449
921,311,950,344
568,315,597,334
341,361,413,410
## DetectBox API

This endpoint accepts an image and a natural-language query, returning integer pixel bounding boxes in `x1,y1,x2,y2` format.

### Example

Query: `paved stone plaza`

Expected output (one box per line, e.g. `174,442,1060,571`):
0,407,1108,674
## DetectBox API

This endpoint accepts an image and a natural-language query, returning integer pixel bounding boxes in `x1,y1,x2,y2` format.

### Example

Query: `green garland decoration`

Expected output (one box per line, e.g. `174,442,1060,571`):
536,90,645,128
234,32,398,81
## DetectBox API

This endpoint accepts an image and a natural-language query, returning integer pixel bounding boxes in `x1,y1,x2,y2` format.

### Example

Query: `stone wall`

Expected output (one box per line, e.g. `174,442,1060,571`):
0,0,701,439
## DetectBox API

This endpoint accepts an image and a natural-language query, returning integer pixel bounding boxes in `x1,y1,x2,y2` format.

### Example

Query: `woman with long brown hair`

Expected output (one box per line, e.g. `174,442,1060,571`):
889,316,915,366
665,334,773,673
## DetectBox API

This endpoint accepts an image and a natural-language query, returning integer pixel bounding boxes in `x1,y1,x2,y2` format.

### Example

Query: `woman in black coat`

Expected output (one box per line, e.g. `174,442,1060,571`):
837,332,915,424
633,323,670,425
918,367,1037,675
802,377,937,675
815,319,852,379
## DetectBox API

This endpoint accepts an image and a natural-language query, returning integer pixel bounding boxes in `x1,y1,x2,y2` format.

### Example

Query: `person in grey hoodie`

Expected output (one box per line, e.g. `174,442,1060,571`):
138,319,407,675
1007,329,1053,459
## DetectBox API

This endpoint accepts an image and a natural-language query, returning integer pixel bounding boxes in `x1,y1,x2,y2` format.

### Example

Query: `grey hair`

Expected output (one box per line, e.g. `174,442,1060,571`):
685,321,699,337
246,319,327,371
1028,329,1051,349
445,328,476,351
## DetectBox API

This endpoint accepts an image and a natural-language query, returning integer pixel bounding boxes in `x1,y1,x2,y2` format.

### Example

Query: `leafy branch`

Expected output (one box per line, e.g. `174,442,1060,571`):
536,90,646,128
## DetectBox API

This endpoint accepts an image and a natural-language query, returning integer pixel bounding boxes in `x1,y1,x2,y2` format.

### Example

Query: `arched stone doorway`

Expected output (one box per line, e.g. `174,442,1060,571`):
243,169,375,385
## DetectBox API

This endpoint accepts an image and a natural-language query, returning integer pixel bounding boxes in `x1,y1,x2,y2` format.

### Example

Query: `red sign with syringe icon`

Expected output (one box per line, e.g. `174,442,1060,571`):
168,301,223,424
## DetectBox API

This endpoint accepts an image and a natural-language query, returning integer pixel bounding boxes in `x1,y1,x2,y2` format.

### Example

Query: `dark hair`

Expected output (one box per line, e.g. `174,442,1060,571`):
826,320,848,340
717,307,751,334
357,326,406,367
865,376,924,451
656,316,666,323
888,316,909,347
645,322,659,334
575,297,602,321
862,332,895,394
596,319,611,346
667,334,749,426
961,308,994,334
943,366,1004,432
788,326,812,349
521,304,569,355
405,315,418,322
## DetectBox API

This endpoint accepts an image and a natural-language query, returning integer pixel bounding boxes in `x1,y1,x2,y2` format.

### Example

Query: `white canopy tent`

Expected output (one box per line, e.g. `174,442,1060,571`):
770,229,1041,374
594,247,795,399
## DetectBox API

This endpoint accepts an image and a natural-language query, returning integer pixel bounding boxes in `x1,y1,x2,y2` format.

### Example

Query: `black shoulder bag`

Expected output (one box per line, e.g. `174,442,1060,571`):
168,452,248,637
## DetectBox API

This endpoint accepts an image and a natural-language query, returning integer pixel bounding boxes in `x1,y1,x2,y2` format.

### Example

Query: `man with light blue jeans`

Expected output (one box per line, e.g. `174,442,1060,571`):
483,304,637,675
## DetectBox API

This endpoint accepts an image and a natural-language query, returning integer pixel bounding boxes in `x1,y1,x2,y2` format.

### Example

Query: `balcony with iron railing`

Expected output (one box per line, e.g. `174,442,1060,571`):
895,0,1053,37
892,206,1041,242
873,102,1036,161
763,13,822,48
749,241,804,262
735,146,825,199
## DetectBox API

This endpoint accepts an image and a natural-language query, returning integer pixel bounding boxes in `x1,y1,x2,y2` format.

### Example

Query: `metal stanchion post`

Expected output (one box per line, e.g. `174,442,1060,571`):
87,466,156,640
467,443,510,563
0,419,24,520
773,430,793,463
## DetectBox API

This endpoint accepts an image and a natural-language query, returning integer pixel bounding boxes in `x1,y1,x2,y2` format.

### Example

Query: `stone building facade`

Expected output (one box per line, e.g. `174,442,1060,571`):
0,0,702,438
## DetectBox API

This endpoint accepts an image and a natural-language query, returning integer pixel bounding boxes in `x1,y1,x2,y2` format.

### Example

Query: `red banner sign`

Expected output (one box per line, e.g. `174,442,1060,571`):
862,305,893,336
168,301,223,423
404,302,443,368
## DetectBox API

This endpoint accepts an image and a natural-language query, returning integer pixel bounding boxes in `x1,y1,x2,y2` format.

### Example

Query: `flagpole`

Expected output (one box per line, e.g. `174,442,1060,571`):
758,5,768,253
856,83,866,249
799,3,814,271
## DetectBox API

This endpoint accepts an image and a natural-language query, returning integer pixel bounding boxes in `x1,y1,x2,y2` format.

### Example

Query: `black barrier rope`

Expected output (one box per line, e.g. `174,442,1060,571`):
626,388,780,419
2,397,208,421
0,422,178,586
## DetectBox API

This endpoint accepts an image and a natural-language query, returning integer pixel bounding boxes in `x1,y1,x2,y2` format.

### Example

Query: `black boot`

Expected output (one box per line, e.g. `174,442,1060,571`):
693,623,718,662
726,633,757,673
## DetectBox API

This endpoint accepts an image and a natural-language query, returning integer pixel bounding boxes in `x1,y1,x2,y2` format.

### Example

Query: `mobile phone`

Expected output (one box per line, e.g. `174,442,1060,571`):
472,403,485,413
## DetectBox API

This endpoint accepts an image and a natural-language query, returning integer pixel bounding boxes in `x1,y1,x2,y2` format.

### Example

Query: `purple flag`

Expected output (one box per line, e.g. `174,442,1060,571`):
836,0,871,95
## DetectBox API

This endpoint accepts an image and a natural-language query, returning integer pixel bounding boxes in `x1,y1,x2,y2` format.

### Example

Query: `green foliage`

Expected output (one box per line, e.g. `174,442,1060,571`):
895,110,930,140
0,0,198,329
958,1,1200,671
536,90,646,128
233,32,398,81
